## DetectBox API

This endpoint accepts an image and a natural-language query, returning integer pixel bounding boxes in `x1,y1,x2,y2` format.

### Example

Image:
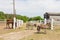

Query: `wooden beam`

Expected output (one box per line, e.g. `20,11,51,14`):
49,14,60,16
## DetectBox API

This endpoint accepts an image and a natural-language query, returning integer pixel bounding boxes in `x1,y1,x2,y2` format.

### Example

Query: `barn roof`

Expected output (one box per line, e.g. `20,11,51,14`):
45,12,60,16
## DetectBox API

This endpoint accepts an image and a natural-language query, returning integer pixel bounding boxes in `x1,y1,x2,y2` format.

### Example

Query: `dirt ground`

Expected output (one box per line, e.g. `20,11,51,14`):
0,22,60,40
20,25,60,40
0,22,6,30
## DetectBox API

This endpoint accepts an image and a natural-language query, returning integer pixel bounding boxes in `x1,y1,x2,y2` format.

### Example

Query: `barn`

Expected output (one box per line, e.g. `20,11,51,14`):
44,12,60,26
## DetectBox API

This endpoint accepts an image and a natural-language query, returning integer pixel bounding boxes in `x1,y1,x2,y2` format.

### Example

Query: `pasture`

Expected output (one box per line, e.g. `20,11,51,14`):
0,21,60,40
20,25,60,40
0,21,26,35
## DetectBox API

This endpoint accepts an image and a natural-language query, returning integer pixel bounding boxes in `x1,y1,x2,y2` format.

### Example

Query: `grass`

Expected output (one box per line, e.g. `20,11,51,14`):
0,26,26,35
20,33,47,40
0,23,26,35
20,29,47,40
20,27,60,40
0,38,4,40
0,23,26,40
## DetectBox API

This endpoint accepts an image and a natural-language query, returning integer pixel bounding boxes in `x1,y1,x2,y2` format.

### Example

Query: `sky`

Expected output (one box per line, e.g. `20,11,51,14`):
0,0,60,17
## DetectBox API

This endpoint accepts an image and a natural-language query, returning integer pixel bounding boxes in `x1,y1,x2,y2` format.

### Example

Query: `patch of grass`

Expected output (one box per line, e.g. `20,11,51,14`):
0,38,4,40
0,27,25,35
20,28,60,40
54,29,60,31
20,33,46,40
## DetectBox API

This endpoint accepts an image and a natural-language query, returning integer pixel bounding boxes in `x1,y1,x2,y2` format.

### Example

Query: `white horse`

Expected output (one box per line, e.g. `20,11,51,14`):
26,21,37,30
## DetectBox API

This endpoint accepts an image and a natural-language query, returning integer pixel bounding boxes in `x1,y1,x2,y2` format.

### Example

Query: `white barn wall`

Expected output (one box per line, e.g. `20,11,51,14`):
50,16,60,25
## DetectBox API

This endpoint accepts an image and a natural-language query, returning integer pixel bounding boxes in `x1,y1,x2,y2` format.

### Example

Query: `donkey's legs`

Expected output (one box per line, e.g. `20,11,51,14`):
37,26,41,33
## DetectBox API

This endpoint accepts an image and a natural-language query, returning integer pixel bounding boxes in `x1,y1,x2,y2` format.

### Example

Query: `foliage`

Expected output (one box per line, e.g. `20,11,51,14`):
0,11,43,22
0,11,5,19
16,15,29,22
28,16,44,21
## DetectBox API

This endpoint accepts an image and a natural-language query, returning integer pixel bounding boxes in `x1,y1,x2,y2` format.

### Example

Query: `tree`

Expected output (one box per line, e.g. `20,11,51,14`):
20,16,29,22
0,11,5,19
0,11,44,22
28,16,43,21
28,18,34,21
16,15,29,22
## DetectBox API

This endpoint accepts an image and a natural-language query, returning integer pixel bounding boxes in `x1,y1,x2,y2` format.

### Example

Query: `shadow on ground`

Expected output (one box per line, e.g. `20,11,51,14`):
34,32,46,34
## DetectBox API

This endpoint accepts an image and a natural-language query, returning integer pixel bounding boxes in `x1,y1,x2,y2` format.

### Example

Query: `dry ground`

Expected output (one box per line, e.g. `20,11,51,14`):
20,25,60,40
0,22,26,35
0,23,36,40
0,22,60,40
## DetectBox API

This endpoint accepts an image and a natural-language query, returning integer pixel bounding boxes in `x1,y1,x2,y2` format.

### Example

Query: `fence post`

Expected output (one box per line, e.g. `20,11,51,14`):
13,17,16,29
51,18,54,30
44,18,47,25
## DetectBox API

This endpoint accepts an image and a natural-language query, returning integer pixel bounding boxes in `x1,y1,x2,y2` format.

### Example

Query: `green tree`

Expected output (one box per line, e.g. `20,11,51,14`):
0,11,5,19
0,11,44,22
28,16,43,21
